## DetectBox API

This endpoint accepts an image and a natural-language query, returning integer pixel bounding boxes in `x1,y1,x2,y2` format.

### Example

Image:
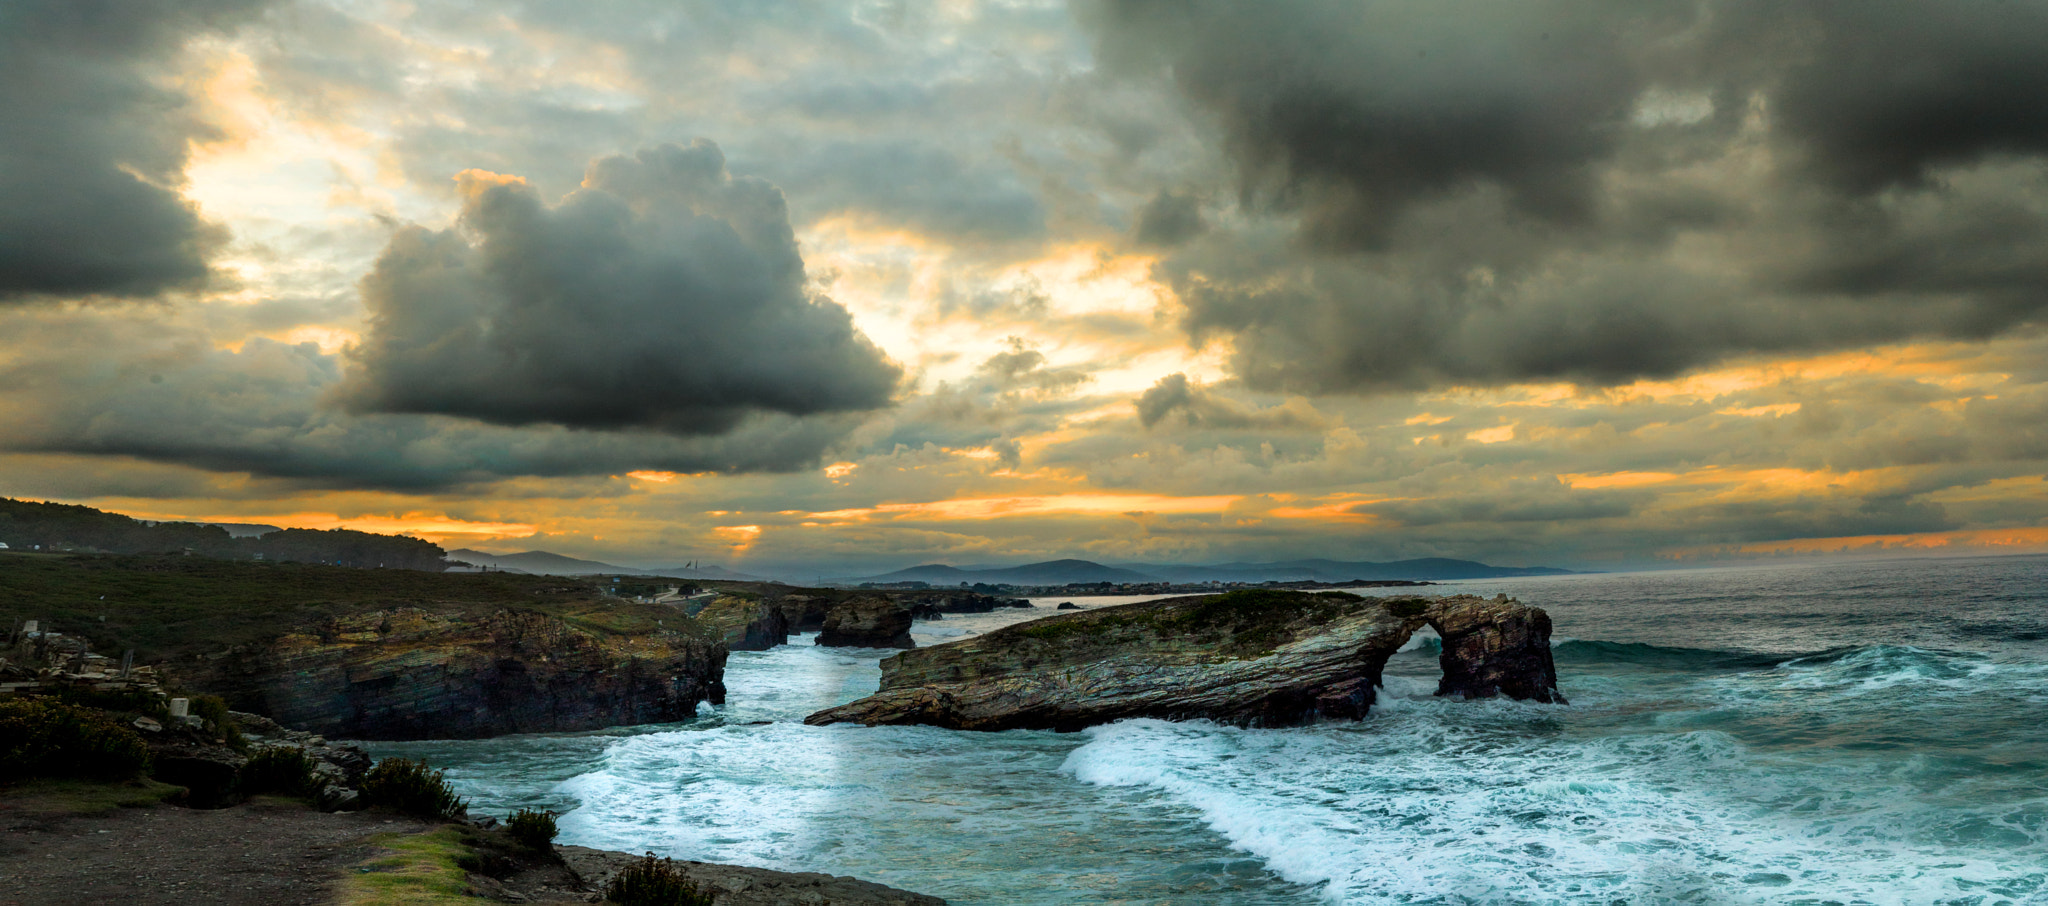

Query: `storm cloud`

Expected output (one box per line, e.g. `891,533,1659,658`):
338,142,902,434
1084,0,2048,393
0,311,871,490
0,0,258,301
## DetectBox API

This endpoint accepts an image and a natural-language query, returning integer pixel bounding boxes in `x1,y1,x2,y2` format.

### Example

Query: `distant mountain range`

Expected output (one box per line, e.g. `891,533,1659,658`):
1115,558,1578,583
445,548,764,581
848,559,1157,587
838,556,1575,586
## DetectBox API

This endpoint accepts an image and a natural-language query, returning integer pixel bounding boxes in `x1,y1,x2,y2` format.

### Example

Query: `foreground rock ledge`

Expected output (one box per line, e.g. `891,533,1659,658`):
803,591,1563,732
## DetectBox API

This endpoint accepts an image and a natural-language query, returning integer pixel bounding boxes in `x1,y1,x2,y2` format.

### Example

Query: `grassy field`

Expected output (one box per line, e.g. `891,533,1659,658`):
0,552,712,663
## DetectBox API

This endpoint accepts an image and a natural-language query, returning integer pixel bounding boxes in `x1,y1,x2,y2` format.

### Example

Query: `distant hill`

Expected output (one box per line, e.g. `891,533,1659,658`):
194,522,284,538
1121,558,1577,583
840,556,1575,587
651,563,769,582
0,497,443,570
850,559,1159,587
447,549,632,575
447,548,765,582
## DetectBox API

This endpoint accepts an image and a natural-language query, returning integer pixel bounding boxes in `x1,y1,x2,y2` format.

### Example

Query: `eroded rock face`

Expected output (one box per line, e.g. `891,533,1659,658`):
695,595,791,651
804,592,1561,732
815,596,915,649
1431,595,1565,703
188,608,728,740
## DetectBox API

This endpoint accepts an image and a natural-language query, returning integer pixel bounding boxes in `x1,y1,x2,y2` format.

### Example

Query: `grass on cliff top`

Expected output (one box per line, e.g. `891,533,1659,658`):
1011,589,1407,656
337,826,473,906
0,777,182,819
0,552,707,663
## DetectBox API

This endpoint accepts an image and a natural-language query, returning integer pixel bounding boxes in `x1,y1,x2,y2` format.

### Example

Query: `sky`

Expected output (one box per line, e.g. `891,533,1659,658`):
6,0,2048,576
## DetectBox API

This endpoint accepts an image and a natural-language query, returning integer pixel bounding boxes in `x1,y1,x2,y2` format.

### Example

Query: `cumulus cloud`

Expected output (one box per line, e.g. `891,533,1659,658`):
1082,0,2048,393
337,141,902,434
0,0,260,301
0,311,868,490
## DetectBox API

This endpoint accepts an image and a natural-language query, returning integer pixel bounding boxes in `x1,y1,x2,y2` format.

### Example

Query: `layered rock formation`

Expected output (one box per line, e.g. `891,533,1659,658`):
805,591,1561,732
185,607,727,739
694,594,792,651
816,596,915,649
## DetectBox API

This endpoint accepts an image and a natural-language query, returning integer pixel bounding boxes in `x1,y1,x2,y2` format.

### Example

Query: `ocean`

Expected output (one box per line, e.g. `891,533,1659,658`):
367,554,2048,904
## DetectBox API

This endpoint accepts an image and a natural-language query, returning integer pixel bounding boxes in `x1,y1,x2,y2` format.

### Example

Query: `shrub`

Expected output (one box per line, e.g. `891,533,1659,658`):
55,686,169,721
0,698,152,782
605,854,713,906
506,807,559,851
239,745,320,797
187,695,246,751
362,757,466,819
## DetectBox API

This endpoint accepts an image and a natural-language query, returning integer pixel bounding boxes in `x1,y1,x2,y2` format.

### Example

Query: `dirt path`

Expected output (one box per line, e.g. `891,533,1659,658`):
0,792,436,906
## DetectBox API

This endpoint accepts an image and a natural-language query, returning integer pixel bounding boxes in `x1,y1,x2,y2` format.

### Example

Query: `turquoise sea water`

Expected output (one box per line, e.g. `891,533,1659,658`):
368,555,2048,904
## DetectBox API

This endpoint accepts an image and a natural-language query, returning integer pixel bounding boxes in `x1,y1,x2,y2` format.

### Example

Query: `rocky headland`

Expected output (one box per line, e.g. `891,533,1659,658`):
180,606,727,740
805,591,1563,731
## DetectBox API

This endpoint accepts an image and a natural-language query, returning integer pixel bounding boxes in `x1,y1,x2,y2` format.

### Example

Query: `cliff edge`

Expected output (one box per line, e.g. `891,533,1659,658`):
185,606,726,740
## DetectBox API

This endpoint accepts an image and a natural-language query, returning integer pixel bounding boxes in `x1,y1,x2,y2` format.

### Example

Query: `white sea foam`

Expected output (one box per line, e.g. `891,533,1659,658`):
1060,703,2048,904
383,575,2048,906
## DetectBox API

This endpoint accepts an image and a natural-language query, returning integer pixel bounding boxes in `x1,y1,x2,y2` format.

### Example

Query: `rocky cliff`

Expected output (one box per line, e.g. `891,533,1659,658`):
804,591,1561,731
182,607,727,740
694,594,791,651
816,596,915,648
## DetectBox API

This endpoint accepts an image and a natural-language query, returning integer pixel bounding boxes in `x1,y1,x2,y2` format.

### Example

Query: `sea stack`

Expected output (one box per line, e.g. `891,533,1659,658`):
815,596,917,649
804,591,1562,732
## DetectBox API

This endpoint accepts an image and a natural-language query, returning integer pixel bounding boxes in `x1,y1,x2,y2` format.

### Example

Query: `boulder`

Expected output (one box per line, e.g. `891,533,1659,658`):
1055,602,1081,611
147,740,245,808
815,597,916,649
804,592,1562,732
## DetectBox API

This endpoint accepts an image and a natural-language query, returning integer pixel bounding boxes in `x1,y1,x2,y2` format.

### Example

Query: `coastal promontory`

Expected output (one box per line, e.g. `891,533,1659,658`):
804,591,1563,732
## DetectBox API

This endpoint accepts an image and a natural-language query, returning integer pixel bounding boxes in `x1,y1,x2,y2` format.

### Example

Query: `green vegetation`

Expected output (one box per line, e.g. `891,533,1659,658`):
506,807,559,852
363,757,467,820
0,698,153,783
240,746,321,797
53,685,170,721
606,853,715,906
1385,597,1431,618
0,777,182,815
0,552,706,663
188,694,246,750
337,826,473,906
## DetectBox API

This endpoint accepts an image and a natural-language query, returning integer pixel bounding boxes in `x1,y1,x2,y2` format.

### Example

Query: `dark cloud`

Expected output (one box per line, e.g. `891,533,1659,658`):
1132,190,1205,246
0,0,261,301
1083,0,1677,247
0,314,870,491
1083,0,2048,394
1758,2,2048,194
1135,373,1325,430
338,142,901,434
